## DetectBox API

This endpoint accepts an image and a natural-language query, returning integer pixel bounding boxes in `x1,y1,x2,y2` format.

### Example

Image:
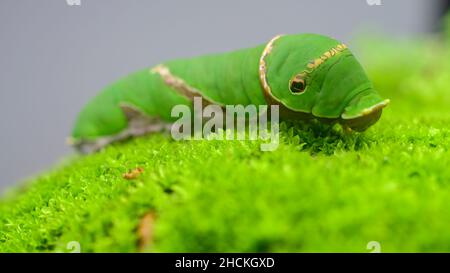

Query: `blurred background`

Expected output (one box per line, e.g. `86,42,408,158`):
0,0,448,192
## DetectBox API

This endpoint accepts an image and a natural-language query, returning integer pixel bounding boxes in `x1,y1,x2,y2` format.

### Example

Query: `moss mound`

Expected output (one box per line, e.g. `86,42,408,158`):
2,31,450,252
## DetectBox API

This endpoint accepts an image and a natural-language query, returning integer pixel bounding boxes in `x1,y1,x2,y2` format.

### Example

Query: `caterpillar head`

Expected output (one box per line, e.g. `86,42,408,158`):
262,34,389,131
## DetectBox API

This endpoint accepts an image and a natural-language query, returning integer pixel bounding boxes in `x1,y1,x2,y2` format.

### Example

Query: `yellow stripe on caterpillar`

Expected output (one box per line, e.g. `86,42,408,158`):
305,43,347,72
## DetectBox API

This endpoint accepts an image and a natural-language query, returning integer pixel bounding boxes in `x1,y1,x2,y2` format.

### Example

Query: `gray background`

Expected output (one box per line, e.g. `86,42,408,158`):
0,0,445,192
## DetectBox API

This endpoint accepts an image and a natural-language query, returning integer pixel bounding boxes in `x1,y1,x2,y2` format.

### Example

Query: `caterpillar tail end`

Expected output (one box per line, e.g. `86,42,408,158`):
66,136,106,154
67,104,174,154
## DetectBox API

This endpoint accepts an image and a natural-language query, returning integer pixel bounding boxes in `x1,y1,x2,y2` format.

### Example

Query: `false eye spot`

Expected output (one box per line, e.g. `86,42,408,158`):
290,77,306,94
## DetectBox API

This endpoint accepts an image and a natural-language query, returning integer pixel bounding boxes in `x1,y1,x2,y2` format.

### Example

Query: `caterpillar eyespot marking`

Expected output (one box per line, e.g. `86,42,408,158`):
289,75,307,94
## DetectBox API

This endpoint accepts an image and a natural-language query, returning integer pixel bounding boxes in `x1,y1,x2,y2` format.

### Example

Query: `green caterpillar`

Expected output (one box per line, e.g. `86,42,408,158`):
69,33,389,153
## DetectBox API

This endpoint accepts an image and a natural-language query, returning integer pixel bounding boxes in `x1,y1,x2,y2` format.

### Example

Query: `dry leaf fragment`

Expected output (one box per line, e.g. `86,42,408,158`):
137,211,157,251
122,167,144,180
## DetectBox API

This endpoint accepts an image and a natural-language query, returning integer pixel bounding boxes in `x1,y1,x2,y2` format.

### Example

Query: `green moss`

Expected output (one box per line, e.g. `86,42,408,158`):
2,32,450,252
